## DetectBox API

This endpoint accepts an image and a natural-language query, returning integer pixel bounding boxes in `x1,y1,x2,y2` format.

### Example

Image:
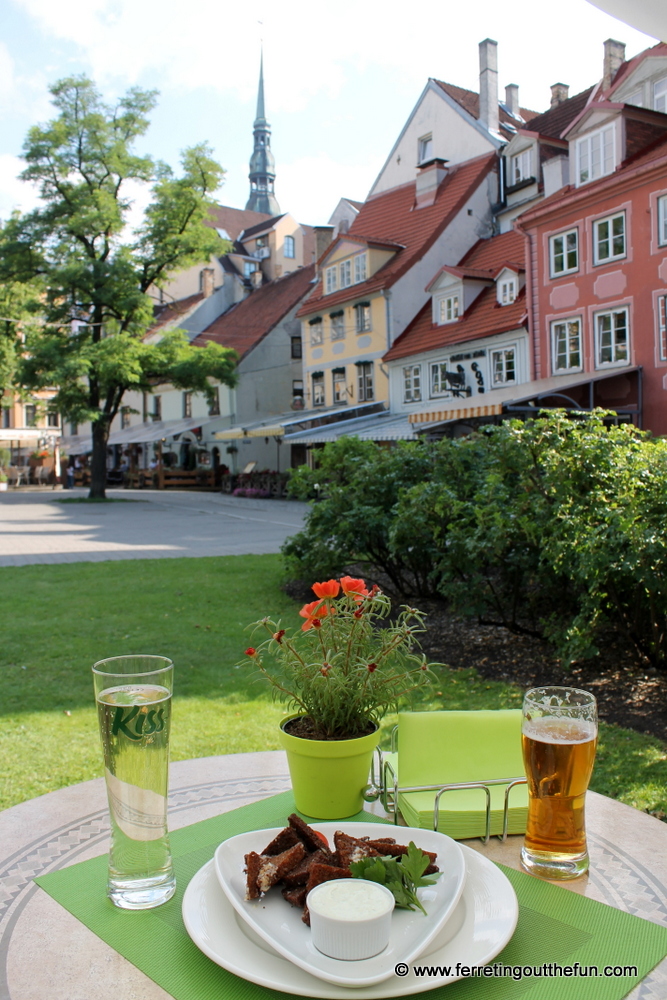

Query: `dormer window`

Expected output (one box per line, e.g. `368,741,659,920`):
576,126,615,185
340,259,352,288
510,148,532,185
325,266,337,294
439,294,460,324
498,278,517,305
654,78,667,114
354,253,367,283
418,134,433,163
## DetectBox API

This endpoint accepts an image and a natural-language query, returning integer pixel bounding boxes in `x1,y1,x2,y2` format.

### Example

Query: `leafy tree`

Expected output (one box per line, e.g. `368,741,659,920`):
0,76,237,497
0,275,44,397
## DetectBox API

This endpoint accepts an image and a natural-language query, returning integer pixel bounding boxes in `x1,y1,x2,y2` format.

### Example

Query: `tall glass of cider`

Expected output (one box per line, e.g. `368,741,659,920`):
521,686,597,880
92,655,175,909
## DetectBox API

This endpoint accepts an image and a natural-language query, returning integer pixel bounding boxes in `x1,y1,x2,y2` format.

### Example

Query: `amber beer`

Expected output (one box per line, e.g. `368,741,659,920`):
521,687,597,880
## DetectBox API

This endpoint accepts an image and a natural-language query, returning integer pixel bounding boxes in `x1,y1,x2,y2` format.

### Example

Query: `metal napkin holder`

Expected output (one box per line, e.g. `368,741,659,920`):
364,728,528,845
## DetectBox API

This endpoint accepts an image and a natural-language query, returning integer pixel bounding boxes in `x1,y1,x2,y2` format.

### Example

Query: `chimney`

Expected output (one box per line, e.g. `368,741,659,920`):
200,267,214,298
550,83,570,108
603,39,626,92
479,39,499,134
505,84,520,117
415,158,449,208
314,225,334,265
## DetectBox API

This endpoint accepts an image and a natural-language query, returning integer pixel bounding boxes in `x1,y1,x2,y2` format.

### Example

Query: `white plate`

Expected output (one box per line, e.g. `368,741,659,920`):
183,845,518,998
212,823,466,987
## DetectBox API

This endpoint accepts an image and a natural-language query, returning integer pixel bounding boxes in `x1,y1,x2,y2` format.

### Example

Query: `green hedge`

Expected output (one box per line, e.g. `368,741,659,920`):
283,411,667,669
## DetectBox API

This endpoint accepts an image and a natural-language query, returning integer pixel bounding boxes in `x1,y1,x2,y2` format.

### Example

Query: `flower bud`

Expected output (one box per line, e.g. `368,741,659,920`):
273,629,286,643
367,662,377,673
245,647,256,657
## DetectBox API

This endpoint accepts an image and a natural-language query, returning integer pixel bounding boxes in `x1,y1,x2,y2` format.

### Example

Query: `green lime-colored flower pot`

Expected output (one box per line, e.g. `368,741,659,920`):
278,715,380,819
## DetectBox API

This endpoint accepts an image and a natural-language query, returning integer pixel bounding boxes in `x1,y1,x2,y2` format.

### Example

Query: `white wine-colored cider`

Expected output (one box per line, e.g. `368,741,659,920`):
522,716,597,856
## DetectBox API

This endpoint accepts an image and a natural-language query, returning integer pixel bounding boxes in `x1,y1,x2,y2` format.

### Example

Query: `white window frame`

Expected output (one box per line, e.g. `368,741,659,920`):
332,368,347,404
339,259,352,289
576,126,615,186
658,295,667,362
430,362,451,397
403,365,422,403
418,134,433,163
491,347,517,386
357,362,374,401
551,317,583,373
354,253,367,284
284,235,295,258
438,294,460,324
654,77,667,114
330,312,345,341
309,318,323,346
325,266,337,294
595,308,630,368
625,88,643,107
498,278,517,305
593,212,626,265
355,303,371,333
550,229,579,277
658,195,667,247
312,373,325,406
510,148,532,185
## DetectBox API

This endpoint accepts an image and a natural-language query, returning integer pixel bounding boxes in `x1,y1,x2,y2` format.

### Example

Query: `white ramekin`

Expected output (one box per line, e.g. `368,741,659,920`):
307,878,395,961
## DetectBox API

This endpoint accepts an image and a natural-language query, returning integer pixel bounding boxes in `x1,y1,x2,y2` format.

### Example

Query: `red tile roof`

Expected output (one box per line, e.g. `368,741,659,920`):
207,205,272,241
434,80,539,138
605,42,667,98
296,153,496,317
192,265,316,358
521,87,595,140
385,230,526,362
151,292,204,333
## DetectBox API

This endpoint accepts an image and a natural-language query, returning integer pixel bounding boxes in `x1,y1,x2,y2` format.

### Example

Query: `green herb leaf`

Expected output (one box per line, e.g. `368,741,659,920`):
350,843,441,914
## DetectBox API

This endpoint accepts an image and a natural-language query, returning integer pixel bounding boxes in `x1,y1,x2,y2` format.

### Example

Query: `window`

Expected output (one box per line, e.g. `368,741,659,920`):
659,195,667,246
510,148,532,184
47,411,59,428
418,134,433,163
121,409,131,430
208,387,220,416
243,261,256,278
152,396,162,421
183,391,192,418
339,260,352,288
498,279,517,305
330,311,345,340
284,235,295,258
2,408,11,429
594,212,625,264
430,362,451,396
325,266,337,294
332,368,347,403
291,336,302,359
551,318,582,372
309,317,323,345
357,362,374,401
355,302,371,332
654,78,667,114
354,253,367,284
491,348,516,385
312,373,325,406
596,308,629,366
292,379,304,399
403,365,422,403
576,126,614,185
24,404,37,427
659,296,667,362
625,89,643,107
438,295,460,324
550,229,579,276
69,422,78,435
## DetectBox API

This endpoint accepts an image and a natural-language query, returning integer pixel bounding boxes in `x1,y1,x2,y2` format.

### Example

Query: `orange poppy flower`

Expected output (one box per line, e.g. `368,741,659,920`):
299,599,334,631
312,579,340,599
340,576,369,601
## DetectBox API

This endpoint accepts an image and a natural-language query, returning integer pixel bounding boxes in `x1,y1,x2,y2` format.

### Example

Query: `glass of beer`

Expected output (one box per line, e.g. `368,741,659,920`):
521,686,597,880
92,655,175,909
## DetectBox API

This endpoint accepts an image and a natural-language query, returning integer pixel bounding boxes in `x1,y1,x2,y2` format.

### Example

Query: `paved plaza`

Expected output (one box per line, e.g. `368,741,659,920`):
0,489,309,565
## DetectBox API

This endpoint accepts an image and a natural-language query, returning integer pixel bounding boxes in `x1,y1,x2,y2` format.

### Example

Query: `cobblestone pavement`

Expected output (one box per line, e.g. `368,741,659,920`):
0,489,308,565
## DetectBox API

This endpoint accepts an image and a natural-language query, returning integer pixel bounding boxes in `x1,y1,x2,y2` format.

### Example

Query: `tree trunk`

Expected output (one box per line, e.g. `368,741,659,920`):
89,419,109,499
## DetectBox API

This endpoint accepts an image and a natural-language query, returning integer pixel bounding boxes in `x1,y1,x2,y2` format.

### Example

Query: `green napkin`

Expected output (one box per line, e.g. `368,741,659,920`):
396,710,528,838
34,789,667,1000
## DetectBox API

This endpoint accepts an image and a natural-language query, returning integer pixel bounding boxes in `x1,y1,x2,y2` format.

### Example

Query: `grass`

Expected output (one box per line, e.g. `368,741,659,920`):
0,555,665,818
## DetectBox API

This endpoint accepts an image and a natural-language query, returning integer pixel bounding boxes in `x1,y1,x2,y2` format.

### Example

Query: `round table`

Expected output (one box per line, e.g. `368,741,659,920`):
1,751,666,999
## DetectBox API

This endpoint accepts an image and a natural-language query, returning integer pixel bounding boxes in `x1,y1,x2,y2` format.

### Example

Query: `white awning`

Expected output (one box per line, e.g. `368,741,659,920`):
284,411,419,445
214,403,385,441
108,417,220,446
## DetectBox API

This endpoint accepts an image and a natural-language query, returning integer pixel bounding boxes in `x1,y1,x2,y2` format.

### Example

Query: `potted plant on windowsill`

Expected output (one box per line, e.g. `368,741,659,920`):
242,577,436,818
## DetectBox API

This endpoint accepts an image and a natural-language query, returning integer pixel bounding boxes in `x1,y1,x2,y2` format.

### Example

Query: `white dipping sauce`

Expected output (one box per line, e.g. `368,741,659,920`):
309,880,393,921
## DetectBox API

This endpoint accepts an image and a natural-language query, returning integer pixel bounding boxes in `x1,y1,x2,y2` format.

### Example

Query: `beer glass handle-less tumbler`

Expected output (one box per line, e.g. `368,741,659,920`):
92,655,176,909
521,685,598,880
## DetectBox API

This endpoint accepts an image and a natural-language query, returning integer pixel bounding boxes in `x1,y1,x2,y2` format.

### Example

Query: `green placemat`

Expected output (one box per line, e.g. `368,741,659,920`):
35,790,667,1000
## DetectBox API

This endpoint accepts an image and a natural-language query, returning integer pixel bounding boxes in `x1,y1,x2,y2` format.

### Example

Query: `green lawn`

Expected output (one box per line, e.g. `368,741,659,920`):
0,555,665,819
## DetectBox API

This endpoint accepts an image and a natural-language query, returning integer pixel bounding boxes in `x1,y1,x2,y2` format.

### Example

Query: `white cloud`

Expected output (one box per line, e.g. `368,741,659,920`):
0,154,41,221
278,154,378,226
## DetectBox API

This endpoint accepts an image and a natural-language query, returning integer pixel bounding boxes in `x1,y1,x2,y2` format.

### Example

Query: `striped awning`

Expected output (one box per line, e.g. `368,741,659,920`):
409,402,502,425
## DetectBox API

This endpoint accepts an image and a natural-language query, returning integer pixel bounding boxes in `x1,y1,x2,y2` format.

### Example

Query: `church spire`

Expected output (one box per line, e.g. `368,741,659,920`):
245,48,281,215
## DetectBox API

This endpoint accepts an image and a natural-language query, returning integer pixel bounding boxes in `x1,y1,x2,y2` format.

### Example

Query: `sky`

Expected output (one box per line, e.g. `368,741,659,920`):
0,0,659,229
